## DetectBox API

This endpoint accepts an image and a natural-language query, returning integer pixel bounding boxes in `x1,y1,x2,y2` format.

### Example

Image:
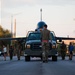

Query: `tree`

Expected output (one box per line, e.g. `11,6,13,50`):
0,25,11,46
0,25,11,38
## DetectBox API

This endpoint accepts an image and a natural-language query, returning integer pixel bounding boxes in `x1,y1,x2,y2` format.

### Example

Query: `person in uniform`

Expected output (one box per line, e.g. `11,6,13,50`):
60,41,66,60
9,45,14,60
68,42,74,60
16,41,21,60
41,24,52,62
3,45,7,61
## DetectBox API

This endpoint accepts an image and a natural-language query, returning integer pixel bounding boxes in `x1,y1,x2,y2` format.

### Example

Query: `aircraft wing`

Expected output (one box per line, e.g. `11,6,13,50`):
0,37,26,41
55,36,75,42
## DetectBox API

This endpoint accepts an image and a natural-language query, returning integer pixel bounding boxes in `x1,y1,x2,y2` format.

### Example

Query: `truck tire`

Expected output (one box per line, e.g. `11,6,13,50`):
25,56,30,61
52,56,57,61
40,57,42,60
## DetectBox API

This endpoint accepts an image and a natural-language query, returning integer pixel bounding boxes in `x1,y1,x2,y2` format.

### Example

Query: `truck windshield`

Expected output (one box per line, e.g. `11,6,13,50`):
27,33,41,40
27,33,55,40
50,33,56,41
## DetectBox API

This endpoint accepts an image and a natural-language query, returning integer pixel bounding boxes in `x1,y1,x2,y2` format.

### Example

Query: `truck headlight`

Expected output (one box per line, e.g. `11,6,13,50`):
26,44,31,49
0,51,1,54
52,44,56,48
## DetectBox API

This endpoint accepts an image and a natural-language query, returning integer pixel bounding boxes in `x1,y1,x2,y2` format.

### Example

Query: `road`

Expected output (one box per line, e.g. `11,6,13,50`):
0,56,75,75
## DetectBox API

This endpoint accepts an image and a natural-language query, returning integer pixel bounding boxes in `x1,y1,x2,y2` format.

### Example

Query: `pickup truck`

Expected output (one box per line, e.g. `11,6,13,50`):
24,31,58,61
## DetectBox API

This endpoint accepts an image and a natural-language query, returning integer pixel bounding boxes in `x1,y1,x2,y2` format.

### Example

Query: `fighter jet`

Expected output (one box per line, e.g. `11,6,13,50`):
0,9,75,43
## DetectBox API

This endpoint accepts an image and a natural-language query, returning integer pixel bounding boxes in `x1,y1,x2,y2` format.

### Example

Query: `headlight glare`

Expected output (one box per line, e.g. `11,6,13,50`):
27,44,31,49
52,44,56,48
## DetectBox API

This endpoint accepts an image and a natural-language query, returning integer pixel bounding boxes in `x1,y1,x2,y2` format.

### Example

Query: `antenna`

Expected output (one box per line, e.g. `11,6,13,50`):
40,8,42,21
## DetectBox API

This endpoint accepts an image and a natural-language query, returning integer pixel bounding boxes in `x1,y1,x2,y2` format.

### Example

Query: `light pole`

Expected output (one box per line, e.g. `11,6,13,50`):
11,12,21,38
11,15,13,38
11,13,21,45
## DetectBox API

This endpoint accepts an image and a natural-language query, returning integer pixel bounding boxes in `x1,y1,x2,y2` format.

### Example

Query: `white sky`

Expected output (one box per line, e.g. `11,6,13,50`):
0,0,75,37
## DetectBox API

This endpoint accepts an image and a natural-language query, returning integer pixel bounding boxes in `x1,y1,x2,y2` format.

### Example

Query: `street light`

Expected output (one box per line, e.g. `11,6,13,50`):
11,15,13,38
11,12,22,38
11,13,21,45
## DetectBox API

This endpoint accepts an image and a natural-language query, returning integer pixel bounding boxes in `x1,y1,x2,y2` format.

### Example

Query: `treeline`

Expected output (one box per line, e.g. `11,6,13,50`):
0,25,11,38
0,25,11,47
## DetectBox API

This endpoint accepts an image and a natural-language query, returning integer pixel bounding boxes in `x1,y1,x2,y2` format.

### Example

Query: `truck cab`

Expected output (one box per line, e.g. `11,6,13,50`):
24,31,58,61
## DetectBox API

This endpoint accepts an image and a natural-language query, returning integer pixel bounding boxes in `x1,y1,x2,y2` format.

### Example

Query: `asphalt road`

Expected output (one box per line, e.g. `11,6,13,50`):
0,56,75,75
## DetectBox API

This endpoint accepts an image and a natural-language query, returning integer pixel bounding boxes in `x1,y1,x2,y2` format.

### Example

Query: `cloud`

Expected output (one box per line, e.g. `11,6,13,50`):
1,0,75,18
1,0,37,9
1,0,75,9
37,0,75,6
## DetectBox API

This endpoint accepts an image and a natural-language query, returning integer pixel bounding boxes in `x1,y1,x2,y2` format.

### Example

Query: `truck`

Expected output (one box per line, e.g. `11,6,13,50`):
24,29,58,61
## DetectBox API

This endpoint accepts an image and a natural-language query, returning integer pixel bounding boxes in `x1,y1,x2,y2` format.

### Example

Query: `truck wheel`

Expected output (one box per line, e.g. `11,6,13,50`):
25,56,30,61
40,56,42,60
52,56,57,61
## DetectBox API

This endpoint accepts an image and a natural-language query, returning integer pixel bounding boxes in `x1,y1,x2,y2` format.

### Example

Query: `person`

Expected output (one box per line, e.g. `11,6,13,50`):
60,41,66,60
9,45,14,60
3,45,7,61
16,41,21,60
68,42,74,60
41,24,52,62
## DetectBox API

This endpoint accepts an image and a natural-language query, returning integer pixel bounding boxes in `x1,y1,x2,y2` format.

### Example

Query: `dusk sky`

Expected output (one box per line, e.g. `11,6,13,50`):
0,0,75,37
